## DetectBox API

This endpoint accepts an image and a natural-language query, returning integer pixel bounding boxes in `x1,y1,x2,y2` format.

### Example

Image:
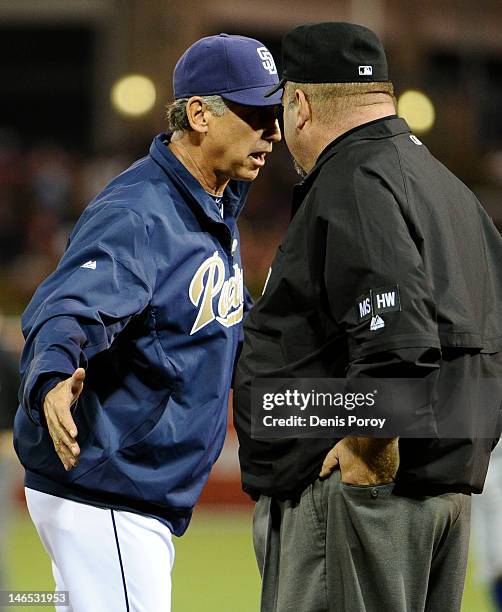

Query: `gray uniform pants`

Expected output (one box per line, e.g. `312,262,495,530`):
253,471,471,612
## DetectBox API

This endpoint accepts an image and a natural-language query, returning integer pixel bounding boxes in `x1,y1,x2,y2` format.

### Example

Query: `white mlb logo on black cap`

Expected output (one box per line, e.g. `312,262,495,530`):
358,65,373,75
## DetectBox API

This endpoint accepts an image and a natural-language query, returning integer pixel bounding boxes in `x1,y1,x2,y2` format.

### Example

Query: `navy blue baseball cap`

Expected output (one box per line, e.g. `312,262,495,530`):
173,33,282,106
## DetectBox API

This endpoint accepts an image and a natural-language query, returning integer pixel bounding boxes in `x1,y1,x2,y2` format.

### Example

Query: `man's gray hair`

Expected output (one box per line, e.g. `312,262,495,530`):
166,95,228,132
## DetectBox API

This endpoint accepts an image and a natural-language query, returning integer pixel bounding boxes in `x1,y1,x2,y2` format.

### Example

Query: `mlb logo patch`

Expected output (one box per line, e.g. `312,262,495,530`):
359,65,373,76
370,315,385,331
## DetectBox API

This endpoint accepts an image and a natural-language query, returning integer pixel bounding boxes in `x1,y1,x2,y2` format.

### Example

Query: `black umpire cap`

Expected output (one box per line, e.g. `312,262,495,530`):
266,22,389,96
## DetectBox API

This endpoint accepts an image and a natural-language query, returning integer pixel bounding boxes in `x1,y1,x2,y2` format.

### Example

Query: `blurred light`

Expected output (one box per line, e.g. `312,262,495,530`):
397,90,435,134
111,74,157,118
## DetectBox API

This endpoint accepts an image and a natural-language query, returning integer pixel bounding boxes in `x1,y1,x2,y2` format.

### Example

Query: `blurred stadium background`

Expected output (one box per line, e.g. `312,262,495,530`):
0,0,501,610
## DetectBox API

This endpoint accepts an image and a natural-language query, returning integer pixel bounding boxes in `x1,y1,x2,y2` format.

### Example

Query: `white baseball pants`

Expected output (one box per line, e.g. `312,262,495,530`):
25,488,175,612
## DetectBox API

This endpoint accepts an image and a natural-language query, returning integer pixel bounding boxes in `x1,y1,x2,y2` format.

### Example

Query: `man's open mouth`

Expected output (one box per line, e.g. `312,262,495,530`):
249,152,267,165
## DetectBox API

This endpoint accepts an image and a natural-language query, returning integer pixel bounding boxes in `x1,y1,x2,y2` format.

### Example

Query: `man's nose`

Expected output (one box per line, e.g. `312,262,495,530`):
265,119,282,143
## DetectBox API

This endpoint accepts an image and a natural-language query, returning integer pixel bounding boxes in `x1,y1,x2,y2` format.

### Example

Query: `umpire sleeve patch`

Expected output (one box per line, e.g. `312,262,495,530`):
356,293,372,322
371,285,401,314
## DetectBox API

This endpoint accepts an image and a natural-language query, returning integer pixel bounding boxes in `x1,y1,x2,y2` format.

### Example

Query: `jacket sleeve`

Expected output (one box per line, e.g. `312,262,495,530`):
318,164,441,364
19,205,156,426
316,164,442,432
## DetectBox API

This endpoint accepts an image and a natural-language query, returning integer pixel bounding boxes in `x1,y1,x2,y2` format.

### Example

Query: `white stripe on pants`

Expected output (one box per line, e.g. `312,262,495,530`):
25,488,174,612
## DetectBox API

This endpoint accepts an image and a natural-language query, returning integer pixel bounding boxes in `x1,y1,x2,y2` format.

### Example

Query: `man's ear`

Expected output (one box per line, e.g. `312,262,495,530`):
186,97,209,133
295,89,311,130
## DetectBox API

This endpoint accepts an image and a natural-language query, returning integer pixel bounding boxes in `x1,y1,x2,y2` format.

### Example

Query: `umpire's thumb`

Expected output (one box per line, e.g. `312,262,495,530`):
319,446,339,479
70,367,86,397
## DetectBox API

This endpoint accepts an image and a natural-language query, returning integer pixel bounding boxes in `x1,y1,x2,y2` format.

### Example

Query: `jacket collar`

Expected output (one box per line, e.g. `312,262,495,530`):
149,133,251,222
291,116,410,217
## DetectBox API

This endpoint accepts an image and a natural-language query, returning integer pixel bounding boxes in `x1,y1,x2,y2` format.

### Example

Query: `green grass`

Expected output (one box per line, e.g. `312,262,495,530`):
5,508,494,611
172,510,260,612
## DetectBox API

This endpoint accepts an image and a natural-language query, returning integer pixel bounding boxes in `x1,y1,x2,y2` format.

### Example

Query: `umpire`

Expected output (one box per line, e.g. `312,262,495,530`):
234,22,502,612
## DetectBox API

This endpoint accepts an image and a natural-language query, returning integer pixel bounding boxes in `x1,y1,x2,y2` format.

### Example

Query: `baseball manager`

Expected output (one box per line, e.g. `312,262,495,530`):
14,33,281,611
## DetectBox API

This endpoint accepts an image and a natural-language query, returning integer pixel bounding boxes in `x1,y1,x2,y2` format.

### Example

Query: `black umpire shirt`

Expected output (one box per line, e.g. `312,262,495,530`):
234,116,502,501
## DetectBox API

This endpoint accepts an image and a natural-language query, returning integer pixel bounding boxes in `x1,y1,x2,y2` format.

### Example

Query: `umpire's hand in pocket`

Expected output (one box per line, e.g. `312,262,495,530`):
319,437,400,485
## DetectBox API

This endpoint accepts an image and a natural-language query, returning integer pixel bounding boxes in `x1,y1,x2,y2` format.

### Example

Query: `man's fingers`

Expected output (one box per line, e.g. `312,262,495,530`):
57,404,79,440
51,418,79,457
52,435,79,470
54,416,80,457
46,408,80,465
54,443,78,471
53,405,80,455
319,448,339,478
48,423,79,471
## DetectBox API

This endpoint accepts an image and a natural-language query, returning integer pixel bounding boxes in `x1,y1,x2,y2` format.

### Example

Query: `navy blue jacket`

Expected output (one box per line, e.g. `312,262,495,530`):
14,133,251,535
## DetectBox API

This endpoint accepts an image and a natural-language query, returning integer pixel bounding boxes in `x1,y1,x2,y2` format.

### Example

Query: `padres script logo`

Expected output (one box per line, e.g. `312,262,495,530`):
189,251,244,335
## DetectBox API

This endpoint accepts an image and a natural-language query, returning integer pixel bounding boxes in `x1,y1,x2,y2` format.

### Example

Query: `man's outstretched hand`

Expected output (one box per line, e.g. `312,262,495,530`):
43,368,85,471
319,437,399,485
